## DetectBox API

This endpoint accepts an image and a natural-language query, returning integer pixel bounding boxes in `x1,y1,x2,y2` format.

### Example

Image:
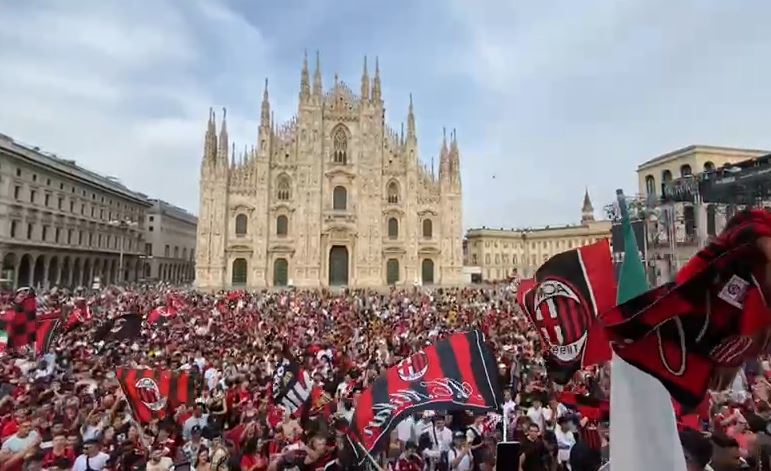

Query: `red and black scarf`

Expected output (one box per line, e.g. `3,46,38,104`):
603,209,771,408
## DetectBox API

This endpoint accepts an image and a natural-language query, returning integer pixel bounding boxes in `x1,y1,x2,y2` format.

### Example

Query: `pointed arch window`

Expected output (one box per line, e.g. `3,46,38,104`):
387,181,399,204
277,175,291,201
333,127,348,164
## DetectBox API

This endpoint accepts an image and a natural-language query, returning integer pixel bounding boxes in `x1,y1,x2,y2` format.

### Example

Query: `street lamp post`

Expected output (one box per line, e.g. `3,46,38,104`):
108,219,138,284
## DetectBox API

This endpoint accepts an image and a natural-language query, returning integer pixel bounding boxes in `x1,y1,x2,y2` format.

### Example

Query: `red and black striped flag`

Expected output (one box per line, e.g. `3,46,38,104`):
602,209,771,408
116,368,196,423
35,313,61,355
350,330,501,453
558,391,610,421
517,240,615,384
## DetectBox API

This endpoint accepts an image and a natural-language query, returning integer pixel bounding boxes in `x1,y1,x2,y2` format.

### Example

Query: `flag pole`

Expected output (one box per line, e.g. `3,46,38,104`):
609,189,686,471
354,440,385,471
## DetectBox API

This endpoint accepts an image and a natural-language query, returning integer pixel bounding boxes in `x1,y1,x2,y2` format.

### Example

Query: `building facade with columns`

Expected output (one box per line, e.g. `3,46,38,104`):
196,54,464,289
638,145,770,283
142,199,197,284
464,190,611,281
0,133,151,290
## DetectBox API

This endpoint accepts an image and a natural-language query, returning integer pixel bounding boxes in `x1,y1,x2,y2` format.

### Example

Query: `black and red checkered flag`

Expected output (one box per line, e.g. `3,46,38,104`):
350,330,501,453
517,240,615,384
0,287,37,353
116,368,196,424
603,209,771,408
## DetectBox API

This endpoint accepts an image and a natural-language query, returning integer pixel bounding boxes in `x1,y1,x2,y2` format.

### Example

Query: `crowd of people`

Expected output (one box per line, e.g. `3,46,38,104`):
0,283,767,470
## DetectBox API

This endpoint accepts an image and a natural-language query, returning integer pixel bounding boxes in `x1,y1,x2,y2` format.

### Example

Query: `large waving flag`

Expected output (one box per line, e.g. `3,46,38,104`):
608,190,686,471
272,355,314,416
516,239,615,384
603,208,771,408
116,368,196,423
350,330,501,453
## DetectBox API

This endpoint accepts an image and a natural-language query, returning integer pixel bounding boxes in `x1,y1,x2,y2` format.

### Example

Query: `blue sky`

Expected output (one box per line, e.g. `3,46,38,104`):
2,0,771,229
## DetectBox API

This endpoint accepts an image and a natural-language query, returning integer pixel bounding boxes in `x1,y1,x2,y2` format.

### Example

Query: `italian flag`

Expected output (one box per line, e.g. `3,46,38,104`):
609,190,686,471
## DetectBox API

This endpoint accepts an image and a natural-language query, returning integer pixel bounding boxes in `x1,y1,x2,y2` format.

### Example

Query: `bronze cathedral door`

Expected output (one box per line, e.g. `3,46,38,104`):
329,246,349,286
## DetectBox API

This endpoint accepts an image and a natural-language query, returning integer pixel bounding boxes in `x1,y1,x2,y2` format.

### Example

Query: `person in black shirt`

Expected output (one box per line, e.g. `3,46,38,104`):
519,424,549,471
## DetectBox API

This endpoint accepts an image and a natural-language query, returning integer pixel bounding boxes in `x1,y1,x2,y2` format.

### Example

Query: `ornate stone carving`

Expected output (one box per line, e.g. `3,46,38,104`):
196,57,463,288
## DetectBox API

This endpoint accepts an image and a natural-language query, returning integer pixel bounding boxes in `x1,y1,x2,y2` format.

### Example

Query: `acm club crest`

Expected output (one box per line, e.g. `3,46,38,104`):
135,377,167,412
397,351,429,382
530,278,591,365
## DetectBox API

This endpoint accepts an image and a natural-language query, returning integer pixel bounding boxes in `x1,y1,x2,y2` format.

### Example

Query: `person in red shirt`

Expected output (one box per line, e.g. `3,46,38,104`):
240,438,268,471
42,433,75,470
0,409,26,441
394,441,424,471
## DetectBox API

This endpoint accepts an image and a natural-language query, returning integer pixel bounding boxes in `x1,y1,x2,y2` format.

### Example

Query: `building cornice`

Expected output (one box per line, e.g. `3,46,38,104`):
0,134,150,206
466,220,612,239
637,144,769,172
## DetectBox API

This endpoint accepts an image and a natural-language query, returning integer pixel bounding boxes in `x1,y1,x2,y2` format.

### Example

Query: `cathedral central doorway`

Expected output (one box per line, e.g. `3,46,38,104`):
329,246,349,286
273,258,288,287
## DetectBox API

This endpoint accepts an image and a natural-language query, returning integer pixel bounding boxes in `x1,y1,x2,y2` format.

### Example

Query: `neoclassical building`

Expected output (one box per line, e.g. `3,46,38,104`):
464,191,612,281
0,133,151,290
195,54,464,289
142,199,197,284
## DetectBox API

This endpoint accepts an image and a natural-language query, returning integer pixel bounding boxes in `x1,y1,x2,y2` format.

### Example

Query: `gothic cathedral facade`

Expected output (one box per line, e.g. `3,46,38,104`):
195,54,463,289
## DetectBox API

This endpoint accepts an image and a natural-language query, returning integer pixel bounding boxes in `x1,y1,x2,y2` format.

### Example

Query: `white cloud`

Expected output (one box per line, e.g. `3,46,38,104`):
0,0,274,215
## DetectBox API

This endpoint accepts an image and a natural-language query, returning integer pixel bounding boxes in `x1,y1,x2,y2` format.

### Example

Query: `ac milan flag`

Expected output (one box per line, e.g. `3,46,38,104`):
65,299,92,331
147,305,178,325
603,209,771,408
93,313,142,343
0,287,38,353
272,357,314,415
116,368,196,423
516,240,615,384
36,314,62,355
557,391,610,421
350,330,501,453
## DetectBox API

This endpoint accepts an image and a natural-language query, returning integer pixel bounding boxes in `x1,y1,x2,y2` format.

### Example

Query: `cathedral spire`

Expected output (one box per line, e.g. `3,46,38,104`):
313,50,322,98
299,50,310,102
218,107,229,164
581,188,595,223
360,55,370,101
372,56,381,102
449,129,460,177
203,107,217,163
439,127,450,179
407,93,416,141
261,78,270,127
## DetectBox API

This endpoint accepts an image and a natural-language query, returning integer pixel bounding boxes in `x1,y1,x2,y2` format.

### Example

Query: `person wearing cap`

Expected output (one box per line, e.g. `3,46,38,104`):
179,424,210,468
448,430,473,471
72,438,109,471
182,402,209,441
554,415,576,467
